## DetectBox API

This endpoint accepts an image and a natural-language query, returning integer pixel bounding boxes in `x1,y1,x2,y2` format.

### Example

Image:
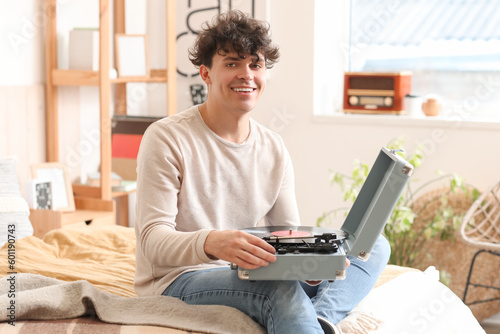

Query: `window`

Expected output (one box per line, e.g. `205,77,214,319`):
348,0,500,120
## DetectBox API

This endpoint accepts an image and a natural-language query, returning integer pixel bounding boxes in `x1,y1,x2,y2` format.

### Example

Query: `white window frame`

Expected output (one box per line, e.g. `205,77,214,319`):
313,0,500,130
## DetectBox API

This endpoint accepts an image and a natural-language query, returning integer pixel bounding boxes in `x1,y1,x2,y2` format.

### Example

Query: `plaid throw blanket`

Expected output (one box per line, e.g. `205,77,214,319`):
0,273,265,334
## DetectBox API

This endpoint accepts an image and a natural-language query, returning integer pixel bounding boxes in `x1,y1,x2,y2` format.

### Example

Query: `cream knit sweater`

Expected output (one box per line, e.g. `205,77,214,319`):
134,106,300,296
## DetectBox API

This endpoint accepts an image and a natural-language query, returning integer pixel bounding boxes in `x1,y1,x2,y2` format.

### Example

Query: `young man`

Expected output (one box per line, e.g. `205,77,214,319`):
134,10,390,334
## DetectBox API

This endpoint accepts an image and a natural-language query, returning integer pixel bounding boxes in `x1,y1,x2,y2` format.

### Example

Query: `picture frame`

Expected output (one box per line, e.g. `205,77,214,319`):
31,163,75,212
25,178,53,210
115,34,149,78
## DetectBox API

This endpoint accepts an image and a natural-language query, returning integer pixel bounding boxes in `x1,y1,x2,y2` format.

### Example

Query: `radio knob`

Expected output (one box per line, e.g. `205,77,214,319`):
384,97,393,106
349,96,359,106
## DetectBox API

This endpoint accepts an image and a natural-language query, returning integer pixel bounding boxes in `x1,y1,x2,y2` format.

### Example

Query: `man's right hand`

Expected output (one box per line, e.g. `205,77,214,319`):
204,230,277,269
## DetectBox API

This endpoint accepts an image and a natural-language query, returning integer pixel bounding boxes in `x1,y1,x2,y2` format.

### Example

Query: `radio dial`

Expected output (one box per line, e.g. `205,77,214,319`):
349,96,359,106
384,97,393,107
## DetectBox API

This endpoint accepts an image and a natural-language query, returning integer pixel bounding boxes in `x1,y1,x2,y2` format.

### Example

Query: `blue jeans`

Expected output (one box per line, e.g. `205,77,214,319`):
163,235,390,334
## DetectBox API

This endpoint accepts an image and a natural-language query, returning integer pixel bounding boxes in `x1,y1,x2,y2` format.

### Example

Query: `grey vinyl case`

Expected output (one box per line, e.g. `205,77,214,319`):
341,147,413,261
235,147,413,281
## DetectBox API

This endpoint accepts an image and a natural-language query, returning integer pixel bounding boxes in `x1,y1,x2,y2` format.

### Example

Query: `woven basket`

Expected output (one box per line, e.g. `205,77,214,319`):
411,187,500,322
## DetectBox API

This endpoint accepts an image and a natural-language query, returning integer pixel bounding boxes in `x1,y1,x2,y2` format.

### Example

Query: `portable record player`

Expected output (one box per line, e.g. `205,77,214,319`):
231,147,414,281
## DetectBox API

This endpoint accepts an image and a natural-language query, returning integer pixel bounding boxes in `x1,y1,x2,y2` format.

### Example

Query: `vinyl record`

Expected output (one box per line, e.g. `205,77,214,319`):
271,230,312,237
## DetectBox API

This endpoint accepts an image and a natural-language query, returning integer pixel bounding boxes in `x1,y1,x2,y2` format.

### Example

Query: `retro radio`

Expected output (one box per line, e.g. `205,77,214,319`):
343,72,412,115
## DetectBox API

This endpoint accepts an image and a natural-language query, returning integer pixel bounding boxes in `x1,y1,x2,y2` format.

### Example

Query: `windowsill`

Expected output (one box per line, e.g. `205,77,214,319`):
313,112,500,131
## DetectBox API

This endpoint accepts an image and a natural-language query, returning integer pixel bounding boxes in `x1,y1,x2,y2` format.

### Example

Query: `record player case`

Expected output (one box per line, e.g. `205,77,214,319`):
232,147,414,281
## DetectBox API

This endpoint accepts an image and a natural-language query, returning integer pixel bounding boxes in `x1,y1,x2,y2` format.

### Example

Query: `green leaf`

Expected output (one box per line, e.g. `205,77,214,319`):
331,173,345,191
472,188,480,201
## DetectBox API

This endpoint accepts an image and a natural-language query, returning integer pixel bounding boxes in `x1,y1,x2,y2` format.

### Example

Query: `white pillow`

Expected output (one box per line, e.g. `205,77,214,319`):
349,267,486,334
0,157,34,246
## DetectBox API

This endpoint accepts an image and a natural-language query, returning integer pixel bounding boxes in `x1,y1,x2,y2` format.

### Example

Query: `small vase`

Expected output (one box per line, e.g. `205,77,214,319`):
421,98,442,117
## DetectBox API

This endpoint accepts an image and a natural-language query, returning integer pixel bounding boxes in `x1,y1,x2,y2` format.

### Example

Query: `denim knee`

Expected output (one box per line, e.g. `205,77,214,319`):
374,234,391,264
261,280,321,333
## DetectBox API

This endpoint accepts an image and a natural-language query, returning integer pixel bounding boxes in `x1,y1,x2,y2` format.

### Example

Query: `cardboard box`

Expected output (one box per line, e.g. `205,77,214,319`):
69,29,99,70
112,157,137,181
111,116,161,181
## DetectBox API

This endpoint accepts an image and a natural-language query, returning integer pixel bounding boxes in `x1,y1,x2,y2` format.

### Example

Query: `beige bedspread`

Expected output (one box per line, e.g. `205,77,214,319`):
1,225,137,297
0,225,414,333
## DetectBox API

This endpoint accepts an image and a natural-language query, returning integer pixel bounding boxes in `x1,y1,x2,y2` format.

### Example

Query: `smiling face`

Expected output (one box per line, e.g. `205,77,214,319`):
200,48,267,115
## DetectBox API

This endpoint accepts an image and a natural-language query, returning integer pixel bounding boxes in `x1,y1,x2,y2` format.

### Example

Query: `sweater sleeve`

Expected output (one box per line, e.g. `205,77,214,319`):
135,122,213,267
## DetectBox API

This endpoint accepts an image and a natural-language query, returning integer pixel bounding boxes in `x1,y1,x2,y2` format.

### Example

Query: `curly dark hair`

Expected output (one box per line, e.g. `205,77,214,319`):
189,10,280,69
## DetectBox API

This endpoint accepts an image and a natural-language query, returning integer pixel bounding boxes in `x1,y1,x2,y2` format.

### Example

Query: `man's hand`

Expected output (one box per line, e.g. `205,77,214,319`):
204,230,277,269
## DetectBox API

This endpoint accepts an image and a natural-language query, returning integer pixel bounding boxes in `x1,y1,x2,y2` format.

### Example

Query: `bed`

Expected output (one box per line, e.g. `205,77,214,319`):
0,157,486,333
0,224,486,334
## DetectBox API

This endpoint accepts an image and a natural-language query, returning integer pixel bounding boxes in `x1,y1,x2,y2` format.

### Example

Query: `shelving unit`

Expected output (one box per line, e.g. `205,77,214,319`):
29,197,115,238
36,0,177,232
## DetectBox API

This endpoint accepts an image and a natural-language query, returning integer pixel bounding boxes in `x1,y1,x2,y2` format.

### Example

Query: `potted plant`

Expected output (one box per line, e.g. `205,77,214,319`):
317,138,479,272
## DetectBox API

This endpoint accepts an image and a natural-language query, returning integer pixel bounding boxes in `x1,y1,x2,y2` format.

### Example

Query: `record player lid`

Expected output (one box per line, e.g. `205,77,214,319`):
341,147,413,261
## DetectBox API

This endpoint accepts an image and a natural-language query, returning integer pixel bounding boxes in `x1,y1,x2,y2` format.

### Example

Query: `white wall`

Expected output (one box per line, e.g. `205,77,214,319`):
0,0,46,85
251,0,500,228
1,0,500,229
0,0,46,192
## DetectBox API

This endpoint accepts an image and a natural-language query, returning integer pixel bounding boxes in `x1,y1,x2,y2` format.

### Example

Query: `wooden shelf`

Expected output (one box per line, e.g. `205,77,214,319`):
72,183,136,198
51,69,169,86
111,76,167,84
112,69,168,83
72,184,135,227
30,197,115,238
52,69,99,86
44,0,177,229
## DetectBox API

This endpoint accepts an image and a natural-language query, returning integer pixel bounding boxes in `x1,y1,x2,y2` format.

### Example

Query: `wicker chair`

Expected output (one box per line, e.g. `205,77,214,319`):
460,180,500,306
